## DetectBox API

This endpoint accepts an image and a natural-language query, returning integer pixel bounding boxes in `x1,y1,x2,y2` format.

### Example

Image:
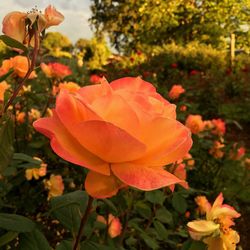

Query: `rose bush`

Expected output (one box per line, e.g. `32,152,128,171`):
34,77,192,198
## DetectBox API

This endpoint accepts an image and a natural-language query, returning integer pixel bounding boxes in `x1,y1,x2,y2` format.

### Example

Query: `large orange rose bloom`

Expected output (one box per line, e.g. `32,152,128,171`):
34,77,192,198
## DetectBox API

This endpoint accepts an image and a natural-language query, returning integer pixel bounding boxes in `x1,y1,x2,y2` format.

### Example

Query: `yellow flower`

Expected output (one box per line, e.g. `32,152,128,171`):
25,157,47,180
187,193,241,250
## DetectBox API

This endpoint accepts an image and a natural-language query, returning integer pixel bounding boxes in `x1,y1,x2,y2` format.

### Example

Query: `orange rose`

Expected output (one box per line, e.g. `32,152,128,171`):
97,214,122,238
2,5,64,46
11,56,37,78
0,81,10,102
168,84,185,100
211,118,226,136
0,59,13,77
34,77,192,198
185,114,205,134
40,62,72,79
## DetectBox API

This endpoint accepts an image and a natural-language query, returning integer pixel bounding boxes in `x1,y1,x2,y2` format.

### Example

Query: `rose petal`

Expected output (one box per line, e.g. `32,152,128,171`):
2,11,26,43
56,90,101,131
187,220,220,240
73,120,146,163
112,163,185,190
90,93,141,139
77,78,112,104
33,113,110,175
136,117,192,165
85,171,125,198
110,77,156,94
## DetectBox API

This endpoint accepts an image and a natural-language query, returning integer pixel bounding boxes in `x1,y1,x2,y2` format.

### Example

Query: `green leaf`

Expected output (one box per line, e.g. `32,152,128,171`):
182,240,206,250
13,153,41,164
172,193,187,214
155,207,173,225
19,229,51,250
0,213,35,232
0,35,28,54
145,190,165,205
153,220,168,240
50,191,88,235
0,115,14,173
0,231,18,247
140,233,159,250
135,201,151,219
55,240,72,250
81,241,117,250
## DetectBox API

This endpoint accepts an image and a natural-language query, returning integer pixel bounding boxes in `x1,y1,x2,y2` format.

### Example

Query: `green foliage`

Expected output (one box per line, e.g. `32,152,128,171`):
90,0,250,52
75,37,111,70
42,32,72,58
0,115,14,174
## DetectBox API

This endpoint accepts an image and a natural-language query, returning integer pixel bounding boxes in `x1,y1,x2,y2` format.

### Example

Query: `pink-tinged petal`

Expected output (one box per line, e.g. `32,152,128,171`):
55,90,101,131
110,77,156,93
111,163,185,190
169,163,189,191
135,117,192,166
72,120,146,163
44,5,64,28
2,11,26,43
85,171,125,198
77,78,112,105
90,93,141,139
187,220,220,240
33,113,110,175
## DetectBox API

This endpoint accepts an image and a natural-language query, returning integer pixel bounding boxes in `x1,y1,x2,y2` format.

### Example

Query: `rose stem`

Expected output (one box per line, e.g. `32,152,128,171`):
73,196,94,250
2,29,39,114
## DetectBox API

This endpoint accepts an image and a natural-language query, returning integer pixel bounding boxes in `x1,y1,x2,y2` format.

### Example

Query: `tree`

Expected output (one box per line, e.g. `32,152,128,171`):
42,32,73,58
90,0,250,52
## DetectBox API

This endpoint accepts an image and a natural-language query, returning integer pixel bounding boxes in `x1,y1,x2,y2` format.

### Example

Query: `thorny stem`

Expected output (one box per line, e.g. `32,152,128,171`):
73,196,94,250
2,29,39,114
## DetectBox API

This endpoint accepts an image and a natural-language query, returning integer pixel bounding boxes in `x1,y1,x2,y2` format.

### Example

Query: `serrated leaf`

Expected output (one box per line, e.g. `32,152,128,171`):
153,220,168,240
0,231,18,247
0,35,28,54
50,191,88,235
0,213,35,232
172,193,187,214
140,233,159,249
19,229,51,250
135,201,151,219
155,207,173,225
145,190,165,205
0,116,14,173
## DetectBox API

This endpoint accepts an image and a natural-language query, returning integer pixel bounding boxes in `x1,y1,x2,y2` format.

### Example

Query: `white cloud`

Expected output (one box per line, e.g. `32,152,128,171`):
0,0,93,43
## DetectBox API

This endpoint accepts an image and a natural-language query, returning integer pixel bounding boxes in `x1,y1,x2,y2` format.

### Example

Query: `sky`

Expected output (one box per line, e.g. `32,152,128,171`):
0,0,93,44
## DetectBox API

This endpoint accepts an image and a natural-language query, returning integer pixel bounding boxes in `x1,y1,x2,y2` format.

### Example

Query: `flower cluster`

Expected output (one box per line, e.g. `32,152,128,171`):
188,193,241,250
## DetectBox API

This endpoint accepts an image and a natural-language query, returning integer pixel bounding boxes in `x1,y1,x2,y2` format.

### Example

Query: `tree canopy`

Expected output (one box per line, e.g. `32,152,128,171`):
90,0,250,52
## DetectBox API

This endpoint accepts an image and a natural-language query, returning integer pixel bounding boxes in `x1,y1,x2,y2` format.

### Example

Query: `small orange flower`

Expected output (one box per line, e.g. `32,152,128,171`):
44,174,64,200
211,119,226,136
0,81,10,102
40,62,72,79
97,214,122,238
58,82,80,93
168,85,185,100
16,111,26,123
209,140,225,159
195,196,211,215
185,114,205,134
90,74,102,84
229,144,246,160
28,108,41,122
